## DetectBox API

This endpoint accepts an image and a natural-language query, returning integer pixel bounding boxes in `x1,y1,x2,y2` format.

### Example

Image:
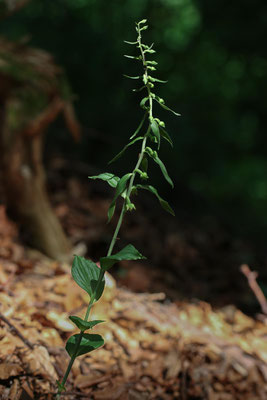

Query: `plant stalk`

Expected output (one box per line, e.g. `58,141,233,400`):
56,136,148,398
56,23,152,398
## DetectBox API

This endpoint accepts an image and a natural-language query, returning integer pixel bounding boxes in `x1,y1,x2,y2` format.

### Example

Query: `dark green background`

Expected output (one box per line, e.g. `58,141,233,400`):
2,0,267,239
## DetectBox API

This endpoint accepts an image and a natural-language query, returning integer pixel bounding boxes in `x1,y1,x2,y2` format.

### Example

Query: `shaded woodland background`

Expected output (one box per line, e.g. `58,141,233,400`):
0,2,267,399
1,0,267,307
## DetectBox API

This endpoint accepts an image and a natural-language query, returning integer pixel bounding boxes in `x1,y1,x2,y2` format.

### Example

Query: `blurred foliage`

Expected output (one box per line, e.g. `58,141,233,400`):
1,0,267,237
0,35,77,138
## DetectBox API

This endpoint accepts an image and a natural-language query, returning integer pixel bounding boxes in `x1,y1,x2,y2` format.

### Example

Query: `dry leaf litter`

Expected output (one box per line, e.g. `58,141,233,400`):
0,204,266,400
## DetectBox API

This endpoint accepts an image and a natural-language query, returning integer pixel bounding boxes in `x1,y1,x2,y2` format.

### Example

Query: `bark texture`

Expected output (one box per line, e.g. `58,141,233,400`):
0,36,80,261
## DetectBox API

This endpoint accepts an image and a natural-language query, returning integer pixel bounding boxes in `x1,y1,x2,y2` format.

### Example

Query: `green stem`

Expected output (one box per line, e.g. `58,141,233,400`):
56,137,148,399
106,204,126,257
56,269,105,398
137,25,153,121
56,23,151,399
58,333,82,390
107,134,148,257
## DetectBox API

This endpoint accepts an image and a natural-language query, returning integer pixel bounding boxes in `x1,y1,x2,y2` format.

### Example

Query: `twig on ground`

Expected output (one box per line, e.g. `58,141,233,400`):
0,312,34,349
240,264,267,315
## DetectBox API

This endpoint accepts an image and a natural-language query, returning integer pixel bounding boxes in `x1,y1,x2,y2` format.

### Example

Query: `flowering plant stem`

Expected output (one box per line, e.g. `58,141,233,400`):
56,19,178,398
56,141,147,399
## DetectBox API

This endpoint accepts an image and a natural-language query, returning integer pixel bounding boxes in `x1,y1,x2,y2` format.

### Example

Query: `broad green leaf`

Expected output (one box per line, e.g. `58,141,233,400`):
69,316,105,332
100,244,146,271
140,97,149,109
159,126,173,147
123,75,141,80
130,113,147,139
150,119,160,149
136,184,175,216
109,137,143,164
72,256,105,300
146,150,174,187
155,98,181,116
66,333,104,357
89,173,120,188
108,173,132,222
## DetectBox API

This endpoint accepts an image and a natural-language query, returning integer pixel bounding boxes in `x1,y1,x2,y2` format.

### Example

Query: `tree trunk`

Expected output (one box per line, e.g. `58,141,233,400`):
0,94,71,261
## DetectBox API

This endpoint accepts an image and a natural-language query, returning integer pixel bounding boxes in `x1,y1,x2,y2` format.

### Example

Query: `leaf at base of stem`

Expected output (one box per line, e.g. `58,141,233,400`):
66,333,104,357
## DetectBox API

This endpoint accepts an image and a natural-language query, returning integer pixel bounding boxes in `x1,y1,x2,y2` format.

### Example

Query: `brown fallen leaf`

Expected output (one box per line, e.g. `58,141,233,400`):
74,372,111,389
94,382,128,400
164,348,182,379
0,363,22,380
46,310,75,332
9,379,22,400
21,346,58,381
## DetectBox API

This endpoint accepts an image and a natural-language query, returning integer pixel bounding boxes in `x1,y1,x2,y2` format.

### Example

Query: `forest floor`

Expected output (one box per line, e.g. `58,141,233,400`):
0,160,266,399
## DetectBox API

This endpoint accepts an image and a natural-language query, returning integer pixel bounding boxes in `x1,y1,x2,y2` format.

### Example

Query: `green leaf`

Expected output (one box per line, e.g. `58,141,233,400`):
155,99,181,116
72,256,105,300
124,55,140,60
159,126,173,147
146,150,174,187
124,40,138,45
130,113,147,139
109,137,143,164
108,173,132,222
150,119,160,149
149,77,167,84
100,244,146,271
123,75,141,80
89,173,120,188
69,316,105,332
136,184,175,216
66,333,104,357
140,97,149,109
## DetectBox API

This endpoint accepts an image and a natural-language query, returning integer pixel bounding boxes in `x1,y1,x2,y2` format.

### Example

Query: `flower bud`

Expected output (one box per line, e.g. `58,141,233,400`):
126,202,136,211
